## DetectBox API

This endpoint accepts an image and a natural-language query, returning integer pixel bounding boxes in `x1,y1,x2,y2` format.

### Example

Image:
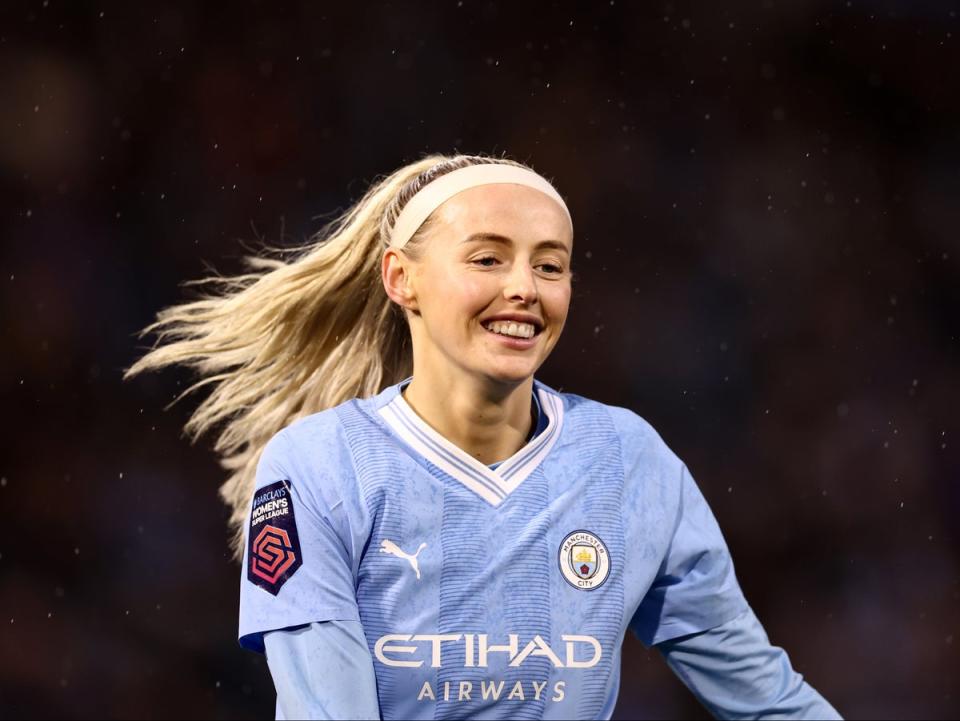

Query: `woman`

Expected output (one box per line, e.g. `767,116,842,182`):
126,153,842,720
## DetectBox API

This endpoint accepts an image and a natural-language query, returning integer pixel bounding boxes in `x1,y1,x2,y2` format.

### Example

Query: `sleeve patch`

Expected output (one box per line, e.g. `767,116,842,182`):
247,480,304,596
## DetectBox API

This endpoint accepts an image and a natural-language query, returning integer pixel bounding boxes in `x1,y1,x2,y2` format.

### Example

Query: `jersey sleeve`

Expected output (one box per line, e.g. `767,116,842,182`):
239,429,361,654
657,606,843,719
265,620,381,720
630,461,750,648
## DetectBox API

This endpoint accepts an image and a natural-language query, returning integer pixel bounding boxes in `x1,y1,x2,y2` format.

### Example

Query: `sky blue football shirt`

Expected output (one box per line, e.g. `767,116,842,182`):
239,377,832,719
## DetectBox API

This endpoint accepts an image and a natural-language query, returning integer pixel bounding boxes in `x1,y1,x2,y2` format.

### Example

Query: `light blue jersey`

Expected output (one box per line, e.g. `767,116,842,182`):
238,377,831,719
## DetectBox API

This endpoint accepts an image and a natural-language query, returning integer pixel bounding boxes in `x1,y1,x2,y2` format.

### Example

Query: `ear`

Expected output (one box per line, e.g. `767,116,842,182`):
382,247,419,312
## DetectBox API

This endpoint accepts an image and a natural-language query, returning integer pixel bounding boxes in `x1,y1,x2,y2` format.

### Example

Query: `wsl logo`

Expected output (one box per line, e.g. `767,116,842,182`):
559,530,610,590
247,480,303,596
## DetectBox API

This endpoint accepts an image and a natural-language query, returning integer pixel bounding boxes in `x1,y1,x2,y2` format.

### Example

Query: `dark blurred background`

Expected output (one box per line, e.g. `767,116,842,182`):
1,1,958,718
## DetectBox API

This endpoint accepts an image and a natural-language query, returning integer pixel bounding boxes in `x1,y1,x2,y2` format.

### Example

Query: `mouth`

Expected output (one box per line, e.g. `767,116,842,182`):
481,319,543,347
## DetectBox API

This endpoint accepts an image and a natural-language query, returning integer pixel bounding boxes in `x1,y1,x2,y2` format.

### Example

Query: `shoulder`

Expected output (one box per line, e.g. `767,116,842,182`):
541,381,647,434
283,405,350,450
604,403,686,493
604,403,680,466
259,407,348,471
550,386,677,459
564,395,694,525
257,405,359,514
546,385,686,483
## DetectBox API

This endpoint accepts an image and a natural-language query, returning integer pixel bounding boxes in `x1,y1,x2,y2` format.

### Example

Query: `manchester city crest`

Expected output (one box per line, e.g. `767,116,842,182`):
559,530,610,590
571,544,598,579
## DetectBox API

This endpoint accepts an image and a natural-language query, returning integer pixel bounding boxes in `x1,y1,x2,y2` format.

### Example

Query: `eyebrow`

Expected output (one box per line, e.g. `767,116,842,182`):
460,232,571,254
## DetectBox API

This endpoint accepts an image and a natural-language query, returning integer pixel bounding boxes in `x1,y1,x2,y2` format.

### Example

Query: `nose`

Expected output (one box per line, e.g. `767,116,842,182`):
503,260,538,304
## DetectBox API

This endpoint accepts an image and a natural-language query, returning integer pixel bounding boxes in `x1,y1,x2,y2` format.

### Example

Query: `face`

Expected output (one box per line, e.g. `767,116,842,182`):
387,182,573,388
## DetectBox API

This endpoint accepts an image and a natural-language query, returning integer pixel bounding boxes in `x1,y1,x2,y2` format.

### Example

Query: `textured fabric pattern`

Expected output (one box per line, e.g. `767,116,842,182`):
239,377,781,719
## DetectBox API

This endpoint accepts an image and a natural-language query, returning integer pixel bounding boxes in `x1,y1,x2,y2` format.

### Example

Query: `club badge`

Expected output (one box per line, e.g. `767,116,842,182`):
559,530,610,590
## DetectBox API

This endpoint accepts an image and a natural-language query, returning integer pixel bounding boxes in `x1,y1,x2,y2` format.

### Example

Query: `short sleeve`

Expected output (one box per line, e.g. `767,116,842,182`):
239,431,361,654
630,463,749,648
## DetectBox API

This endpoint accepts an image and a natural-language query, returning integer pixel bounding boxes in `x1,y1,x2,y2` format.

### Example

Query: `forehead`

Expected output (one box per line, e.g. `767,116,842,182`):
430,183,573,247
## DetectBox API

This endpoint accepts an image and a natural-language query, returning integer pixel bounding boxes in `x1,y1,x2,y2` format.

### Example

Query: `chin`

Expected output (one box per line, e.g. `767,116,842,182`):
481,364,538,386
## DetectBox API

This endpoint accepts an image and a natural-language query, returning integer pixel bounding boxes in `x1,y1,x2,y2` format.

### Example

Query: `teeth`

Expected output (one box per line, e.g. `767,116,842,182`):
485,321,537,339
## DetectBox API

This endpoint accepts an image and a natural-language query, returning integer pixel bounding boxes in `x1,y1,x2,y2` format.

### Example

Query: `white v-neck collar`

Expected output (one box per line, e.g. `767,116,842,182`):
376,380,564,506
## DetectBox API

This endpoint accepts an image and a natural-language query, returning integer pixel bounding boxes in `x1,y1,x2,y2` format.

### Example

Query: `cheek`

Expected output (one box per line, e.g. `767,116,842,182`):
424,267,493,324
453,275,499,316
542,283,572,324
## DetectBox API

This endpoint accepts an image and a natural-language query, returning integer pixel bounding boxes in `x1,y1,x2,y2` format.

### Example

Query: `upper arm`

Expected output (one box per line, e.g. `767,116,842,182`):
239,428,362,654
610,407,748,647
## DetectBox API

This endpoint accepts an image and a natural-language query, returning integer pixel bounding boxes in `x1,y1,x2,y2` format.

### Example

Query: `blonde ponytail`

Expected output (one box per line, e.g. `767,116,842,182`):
124,152,534,557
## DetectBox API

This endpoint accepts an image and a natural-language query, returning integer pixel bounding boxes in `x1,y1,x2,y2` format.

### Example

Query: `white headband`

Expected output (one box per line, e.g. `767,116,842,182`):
388,164,572,249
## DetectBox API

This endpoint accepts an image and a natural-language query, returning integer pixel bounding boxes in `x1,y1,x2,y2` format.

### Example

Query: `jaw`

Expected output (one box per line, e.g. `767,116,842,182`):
474,329,553,381
407,317,560,388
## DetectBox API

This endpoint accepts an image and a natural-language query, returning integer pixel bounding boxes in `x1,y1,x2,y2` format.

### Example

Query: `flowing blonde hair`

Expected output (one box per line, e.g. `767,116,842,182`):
123,152,535,558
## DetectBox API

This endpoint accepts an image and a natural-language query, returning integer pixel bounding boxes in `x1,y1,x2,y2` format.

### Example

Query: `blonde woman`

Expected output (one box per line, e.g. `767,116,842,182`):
126,154,842,720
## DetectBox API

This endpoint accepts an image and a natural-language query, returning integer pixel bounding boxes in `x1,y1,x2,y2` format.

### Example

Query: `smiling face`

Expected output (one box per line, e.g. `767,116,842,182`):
385,182,573,390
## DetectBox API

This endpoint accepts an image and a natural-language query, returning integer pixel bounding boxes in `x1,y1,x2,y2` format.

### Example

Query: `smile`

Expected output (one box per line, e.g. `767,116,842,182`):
483,320,538,339
482,323,541,348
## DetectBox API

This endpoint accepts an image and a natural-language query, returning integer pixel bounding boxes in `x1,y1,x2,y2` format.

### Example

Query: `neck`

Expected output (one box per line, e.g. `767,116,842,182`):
402,370,535,466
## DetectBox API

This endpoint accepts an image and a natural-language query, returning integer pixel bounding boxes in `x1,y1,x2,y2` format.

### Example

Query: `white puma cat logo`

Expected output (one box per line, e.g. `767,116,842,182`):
380,539,427,580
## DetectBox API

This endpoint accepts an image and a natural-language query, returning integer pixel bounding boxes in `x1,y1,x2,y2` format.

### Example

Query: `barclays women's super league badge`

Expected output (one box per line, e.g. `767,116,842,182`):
247,479,303,596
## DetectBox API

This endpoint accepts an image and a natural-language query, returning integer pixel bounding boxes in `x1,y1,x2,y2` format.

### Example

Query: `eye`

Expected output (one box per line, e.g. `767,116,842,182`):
472,256,499,267
538,263,564,274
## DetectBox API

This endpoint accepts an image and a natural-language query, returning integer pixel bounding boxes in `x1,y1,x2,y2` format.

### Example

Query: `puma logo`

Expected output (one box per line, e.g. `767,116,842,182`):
380,539,427,580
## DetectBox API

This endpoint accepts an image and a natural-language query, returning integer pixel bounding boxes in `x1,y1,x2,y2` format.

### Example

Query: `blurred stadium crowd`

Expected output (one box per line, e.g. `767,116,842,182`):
1,2,957,718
